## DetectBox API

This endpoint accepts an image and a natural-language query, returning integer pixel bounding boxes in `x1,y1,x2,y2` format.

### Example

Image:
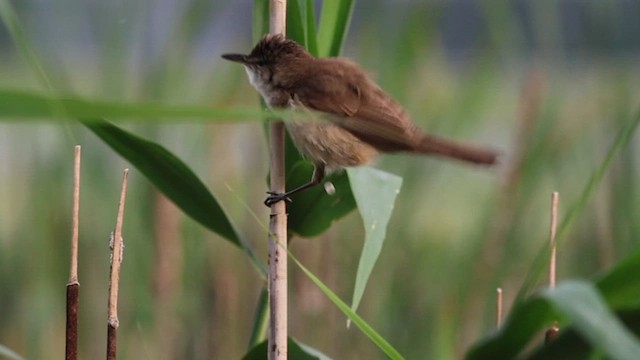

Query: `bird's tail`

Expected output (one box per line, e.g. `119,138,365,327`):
416,134,499,165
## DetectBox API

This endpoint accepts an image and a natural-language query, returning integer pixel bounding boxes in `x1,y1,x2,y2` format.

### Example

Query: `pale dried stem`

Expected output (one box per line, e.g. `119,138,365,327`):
496,288,503,329
69,145,81,285
549,192,559,288
545,192,560,344
66,145,81,360
106,168,129,360
268,1,288,359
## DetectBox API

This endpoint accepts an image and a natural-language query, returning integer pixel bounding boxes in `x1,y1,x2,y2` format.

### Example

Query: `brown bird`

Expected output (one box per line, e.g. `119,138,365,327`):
222,34,499,206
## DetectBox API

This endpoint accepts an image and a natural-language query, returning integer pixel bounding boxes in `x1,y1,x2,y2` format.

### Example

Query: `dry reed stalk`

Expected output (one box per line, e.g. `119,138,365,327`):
106,169,129,360
267,1,288,358
545,192,560,343
496,288,503,329
65,145,81,360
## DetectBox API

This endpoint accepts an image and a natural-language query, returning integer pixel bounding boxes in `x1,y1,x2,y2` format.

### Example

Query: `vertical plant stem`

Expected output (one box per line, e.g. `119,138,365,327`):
545,192,560,343
268,1,287,359
496,288,503,329
66,145,81,360
549,192,559,289
106,169,129,360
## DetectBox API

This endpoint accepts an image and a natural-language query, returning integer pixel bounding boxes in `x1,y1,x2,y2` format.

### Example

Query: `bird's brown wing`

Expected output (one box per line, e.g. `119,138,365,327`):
292,69,420,152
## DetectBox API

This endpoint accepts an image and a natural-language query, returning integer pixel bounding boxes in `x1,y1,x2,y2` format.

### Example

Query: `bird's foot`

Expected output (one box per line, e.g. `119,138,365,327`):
264,191,292,207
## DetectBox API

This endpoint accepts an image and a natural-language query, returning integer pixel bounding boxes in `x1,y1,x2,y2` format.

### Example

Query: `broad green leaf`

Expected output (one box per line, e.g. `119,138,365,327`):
466,295,555,359
597,247,640,310
467,280,640,359
290,250,406,360
0,88,280,121
529,310,640,359
287,162,356,237
84,119,266,276
241,337,330,360
347,167,402,314
541,282,640,360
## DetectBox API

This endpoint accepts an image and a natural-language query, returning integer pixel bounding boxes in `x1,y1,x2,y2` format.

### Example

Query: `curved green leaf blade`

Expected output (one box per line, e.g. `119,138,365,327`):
290,251,406,360
0,88,277,121
596,246,640,310
84,119,266,275
466,296,556,359
84,119,238,242
348,167,402,314
467,281,640,360
541,282,640,360
529,310,640,360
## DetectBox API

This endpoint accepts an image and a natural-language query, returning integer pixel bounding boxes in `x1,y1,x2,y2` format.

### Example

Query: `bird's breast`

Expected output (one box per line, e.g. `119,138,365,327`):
285,119,378,170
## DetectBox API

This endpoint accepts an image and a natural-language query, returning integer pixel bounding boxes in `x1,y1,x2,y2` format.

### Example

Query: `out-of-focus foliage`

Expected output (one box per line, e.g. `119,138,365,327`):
1,1,639,359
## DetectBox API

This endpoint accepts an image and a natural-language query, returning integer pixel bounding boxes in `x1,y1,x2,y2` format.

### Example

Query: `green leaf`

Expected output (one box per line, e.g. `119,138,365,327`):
541,282,640,360
317,0,356,57
290,251,406,360
304,0,319,56
597,248,640,310
529,310,640,360
287,162,356,237
84,119,266,275
286,0,308,48
466,296,556,359
0,88,277,121
347,167,402,314
241,337,330,360
252,0,269,42
467,281,640,360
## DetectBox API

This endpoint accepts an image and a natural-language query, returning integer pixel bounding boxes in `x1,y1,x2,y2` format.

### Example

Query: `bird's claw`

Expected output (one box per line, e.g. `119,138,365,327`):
264,191,292,207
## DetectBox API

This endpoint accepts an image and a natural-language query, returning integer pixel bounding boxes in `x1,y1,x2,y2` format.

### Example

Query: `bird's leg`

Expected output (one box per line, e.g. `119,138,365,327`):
264,163,326,207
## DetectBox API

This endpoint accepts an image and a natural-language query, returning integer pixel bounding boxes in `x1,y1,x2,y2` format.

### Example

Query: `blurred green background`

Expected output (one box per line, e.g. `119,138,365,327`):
1,0,639,359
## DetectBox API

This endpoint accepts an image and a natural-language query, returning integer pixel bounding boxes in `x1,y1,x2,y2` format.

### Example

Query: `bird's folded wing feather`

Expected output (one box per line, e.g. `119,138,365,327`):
292,71,421,152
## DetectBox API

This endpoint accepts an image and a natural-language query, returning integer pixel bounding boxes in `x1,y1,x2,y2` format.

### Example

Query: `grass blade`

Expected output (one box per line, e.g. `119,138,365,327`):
0,88,283,122
290,251,406,360
317,0,356,57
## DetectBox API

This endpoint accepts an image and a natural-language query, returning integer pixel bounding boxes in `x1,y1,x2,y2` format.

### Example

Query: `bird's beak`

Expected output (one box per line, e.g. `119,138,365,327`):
221,53,249,63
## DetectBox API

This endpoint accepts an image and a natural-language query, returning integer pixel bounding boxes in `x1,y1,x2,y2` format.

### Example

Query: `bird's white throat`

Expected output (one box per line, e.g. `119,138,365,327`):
243,66,273,104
